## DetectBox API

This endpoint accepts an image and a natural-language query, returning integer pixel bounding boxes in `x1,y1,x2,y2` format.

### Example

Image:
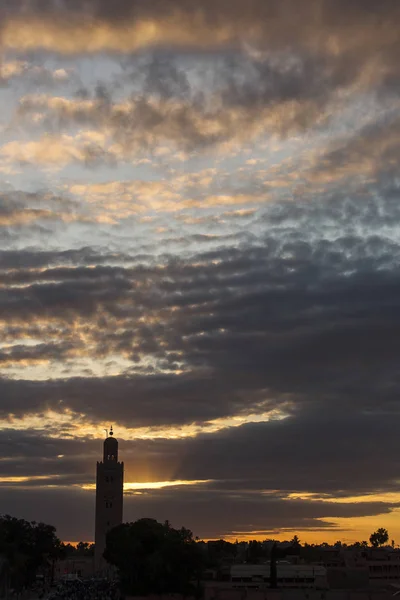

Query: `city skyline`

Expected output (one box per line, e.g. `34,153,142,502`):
0,0,400,544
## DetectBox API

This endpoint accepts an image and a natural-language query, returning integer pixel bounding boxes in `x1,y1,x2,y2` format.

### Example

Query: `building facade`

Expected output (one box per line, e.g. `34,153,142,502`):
230,564,328,589
94,427,124,573
54,557,95,581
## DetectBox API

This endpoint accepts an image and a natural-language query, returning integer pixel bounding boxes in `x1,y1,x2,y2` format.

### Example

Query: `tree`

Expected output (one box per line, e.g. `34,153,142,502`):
104,518,204,595
269,542,278,589
369,528,389,548
290,535,301,547
286,535,301,556
76,542,95,556
206,539,237,568
247,540,263,564
0,515,62,589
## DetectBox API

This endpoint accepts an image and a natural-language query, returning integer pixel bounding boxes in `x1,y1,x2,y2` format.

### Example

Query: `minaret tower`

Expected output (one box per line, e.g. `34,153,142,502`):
94,426,124,572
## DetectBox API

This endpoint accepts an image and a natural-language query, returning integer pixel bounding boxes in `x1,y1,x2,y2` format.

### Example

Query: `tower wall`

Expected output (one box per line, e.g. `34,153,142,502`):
94,436,124,573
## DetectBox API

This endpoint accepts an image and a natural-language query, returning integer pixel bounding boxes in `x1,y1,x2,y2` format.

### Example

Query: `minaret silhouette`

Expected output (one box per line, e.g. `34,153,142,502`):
94,426,124,573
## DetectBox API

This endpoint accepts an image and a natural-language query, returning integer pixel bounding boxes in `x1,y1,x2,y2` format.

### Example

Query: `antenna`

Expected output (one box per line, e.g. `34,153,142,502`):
104,428,108,438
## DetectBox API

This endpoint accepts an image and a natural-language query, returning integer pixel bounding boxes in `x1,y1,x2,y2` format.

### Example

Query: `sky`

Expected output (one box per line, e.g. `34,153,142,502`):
0,0,400,545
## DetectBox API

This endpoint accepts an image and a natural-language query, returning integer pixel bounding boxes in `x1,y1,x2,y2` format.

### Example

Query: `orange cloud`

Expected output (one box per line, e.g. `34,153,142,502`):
0,13,245,55
0,2,398,67
15,92,335,158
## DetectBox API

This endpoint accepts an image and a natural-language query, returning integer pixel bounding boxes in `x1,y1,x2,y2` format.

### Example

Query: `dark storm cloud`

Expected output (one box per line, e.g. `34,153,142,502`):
2,409,400,498
0,417,398,541
123,489,399,540
0,487,97,541
174,414,400,496
0,373,273,427
3,0,399,40
0,190,83,230
0,485,367,541
2,0,399,100
311,113,400,183
136,48,359,111
0,478,398,542
0,248,136,270
2,408,400,539
2,186,400,424
0,341,76,364
0,430,98,460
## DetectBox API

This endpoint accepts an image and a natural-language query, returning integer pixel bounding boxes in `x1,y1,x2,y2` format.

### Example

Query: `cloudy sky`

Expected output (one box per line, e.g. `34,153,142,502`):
1,0,400,544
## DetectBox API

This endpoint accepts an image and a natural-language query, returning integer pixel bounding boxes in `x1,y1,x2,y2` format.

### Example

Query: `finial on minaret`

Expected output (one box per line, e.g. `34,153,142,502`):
104,428,108,438
109,425,114,436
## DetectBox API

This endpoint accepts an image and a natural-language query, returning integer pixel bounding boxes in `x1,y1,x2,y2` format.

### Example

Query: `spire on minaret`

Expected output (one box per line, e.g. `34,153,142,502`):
109,425,113,436
103,429,118,462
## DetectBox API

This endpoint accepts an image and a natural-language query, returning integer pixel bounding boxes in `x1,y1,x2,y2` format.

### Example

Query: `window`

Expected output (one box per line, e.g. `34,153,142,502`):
105,476,109,483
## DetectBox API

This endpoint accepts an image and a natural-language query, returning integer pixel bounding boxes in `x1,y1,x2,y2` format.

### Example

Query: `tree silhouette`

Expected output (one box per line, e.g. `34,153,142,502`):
75,541,95,556
0,515,62,589
286,535,301,556
290,535,301,546
104,518,204,595
247,540,263,564
269,542,278,589
369,528,389,547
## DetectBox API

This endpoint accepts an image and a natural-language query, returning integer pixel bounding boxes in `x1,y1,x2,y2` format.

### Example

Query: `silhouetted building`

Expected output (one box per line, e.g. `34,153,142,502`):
230,564,328,589
54,556,95,581
94,427,124,573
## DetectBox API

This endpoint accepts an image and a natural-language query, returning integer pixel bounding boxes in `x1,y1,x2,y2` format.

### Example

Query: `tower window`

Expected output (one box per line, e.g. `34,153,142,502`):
105,476,109,483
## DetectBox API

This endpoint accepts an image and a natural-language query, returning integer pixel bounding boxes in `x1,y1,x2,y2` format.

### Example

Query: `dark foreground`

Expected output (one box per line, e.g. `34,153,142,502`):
47,579,119,600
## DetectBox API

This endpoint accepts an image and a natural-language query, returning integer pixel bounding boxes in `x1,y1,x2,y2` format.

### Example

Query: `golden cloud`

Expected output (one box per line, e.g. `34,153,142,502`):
1,14,246,55
0,2,398,65
15,92,335,159
0,407,288,441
